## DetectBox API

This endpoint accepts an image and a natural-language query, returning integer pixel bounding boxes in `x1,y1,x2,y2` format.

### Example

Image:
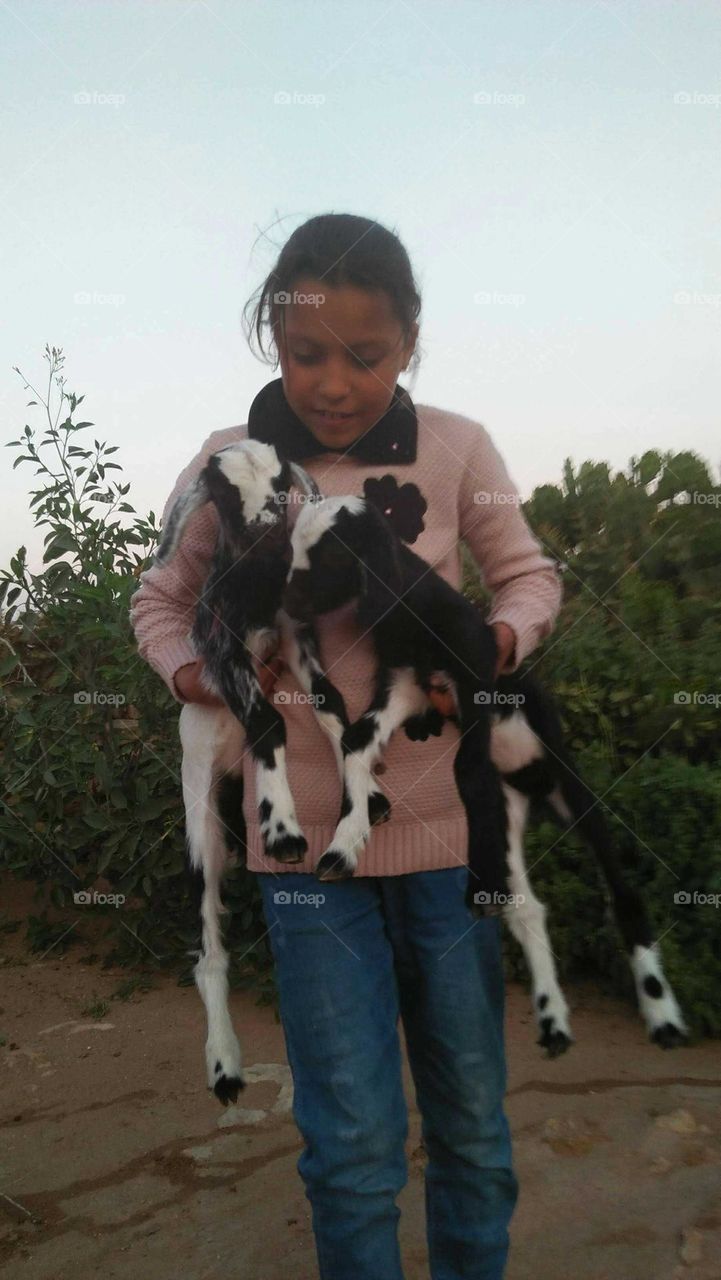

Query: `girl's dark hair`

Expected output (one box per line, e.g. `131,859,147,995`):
242,213,422,372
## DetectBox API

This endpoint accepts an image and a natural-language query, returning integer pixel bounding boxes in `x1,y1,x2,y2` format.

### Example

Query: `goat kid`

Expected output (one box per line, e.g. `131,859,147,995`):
283,495,689,1056
155,440,342,1101
283,494,508,915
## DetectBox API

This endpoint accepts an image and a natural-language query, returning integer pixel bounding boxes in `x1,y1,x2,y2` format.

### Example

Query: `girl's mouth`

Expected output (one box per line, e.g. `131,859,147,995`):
314,410,356,426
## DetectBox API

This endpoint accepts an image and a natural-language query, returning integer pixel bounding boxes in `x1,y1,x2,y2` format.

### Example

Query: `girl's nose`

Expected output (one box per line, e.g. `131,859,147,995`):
317,362,352,401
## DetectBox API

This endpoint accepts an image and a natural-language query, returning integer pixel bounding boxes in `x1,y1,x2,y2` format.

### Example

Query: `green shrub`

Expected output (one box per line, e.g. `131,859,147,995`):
0,347,273,996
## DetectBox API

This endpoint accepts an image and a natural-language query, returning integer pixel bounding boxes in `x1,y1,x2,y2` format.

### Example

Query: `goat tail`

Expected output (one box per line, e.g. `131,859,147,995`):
289,462,323,502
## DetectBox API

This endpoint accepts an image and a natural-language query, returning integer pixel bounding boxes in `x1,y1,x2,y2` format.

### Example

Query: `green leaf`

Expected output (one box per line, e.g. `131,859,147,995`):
134,797,175,821
0,651,19,677
84,810,111,831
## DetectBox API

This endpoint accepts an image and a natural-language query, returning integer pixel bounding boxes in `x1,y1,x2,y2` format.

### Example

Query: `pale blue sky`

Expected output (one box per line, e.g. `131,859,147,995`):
2,0,720,572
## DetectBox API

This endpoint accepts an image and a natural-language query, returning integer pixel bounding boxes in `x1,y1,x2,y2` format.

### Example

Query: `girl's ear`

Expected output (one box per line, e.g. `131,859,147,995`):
155,472,211,564
355,504,404,629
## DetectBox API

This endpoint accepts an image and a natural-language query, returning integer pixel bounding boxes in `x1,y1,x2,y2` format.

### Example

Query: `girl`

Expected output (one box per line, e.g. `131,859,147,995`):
130,213,562,1280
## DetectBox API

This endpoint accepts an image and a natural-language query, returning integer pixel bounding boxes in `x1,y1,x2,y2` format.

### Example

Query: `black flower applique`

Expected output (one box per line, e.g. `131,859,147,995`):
363,475,427,544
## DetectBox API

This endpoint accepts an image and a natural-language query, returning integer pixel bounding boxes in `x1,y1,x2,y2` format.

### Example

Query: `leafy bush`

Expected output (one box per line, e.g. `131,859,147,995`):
0,347,274,1000
2,349,719,1034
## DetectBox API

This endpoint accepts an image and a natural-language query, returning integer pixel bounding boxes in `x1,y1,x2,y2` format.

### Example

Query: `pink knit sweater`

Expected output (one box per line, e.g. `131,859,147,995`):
129,395,562,877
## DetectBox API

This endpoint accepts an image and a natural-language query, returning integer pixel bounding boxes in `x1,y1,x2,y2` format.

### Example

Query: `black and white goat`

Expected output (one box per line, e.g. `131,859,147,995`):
154,440,343,1102
283,494,689,1056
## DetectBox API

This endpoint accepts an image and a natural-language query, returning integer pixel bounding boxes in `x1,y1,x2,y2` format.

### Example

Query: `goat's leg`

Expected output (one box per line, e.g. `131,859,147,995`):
316,667,428,881
453,690,509,917
279,612,348,776
501,784,573,1056
280,613,389,828
548,768,689,1048
215,658,307,864
180,704,245,1103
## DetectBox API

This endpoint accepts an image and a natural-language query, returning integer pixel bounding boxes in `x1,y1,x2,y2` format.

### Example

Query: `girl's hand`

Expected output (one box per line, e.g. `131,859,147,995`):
426,622,517,719
173,659,224,707
174,654,287,706
428,679,456,719
256,653,287,699
492,621,516,676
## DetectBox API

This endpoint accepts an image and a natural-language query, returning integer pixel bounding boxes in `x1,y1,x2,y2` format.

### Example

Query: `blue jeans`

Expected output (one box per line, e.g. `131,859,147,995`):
257,866,518,1279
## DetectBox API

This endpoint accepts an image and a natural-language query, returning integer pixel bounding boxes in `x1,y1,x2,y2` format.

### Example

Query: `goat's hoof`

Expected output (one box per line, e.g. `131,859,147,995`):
404,709,445,741
212,1073,246,1106
316,850,355,881
538,1018,573,1058
651,1021,689,1050
368,790,392,825
266,832,307,864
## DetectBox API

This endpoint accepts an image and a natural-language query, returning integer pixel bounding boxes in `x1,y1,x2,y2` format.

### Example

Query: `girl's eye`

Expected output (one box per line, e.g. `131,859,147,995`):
292,352,380,370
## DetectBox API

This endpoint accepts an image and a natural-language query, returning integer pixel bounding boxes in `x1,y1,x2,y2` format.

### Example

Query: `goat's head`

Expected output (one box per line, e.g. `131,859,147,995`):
154,440,320,564
283,496,403,627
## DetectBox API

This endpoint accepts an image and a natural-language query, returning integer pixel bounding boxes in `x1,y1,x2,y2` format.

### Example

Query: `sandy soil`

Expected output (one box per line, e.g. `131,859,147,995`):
1,878,720,1280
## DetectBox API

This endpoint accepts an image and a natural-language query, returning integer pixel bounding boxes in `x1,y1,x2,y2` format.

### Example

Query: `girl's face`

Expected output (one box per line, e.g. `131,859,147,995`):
276,275,418,450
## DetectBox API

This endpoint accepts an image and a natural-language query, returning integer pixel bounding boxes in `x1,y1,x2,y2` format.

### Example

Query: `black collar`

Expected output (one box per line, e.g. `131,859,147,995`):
247,377,417,464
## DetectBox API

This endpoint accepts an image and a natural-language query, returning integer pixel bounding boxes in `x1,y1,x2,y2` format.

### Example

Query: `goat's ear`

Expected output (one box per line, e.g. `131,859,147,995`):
355,505,404,629
154,472,211,564
289,462,322,502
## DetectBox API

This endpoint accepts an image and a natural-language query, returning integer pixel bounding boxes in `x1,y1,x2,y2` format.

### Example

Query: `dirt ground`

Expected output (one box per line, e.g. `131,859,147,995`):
1,879,720,1280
